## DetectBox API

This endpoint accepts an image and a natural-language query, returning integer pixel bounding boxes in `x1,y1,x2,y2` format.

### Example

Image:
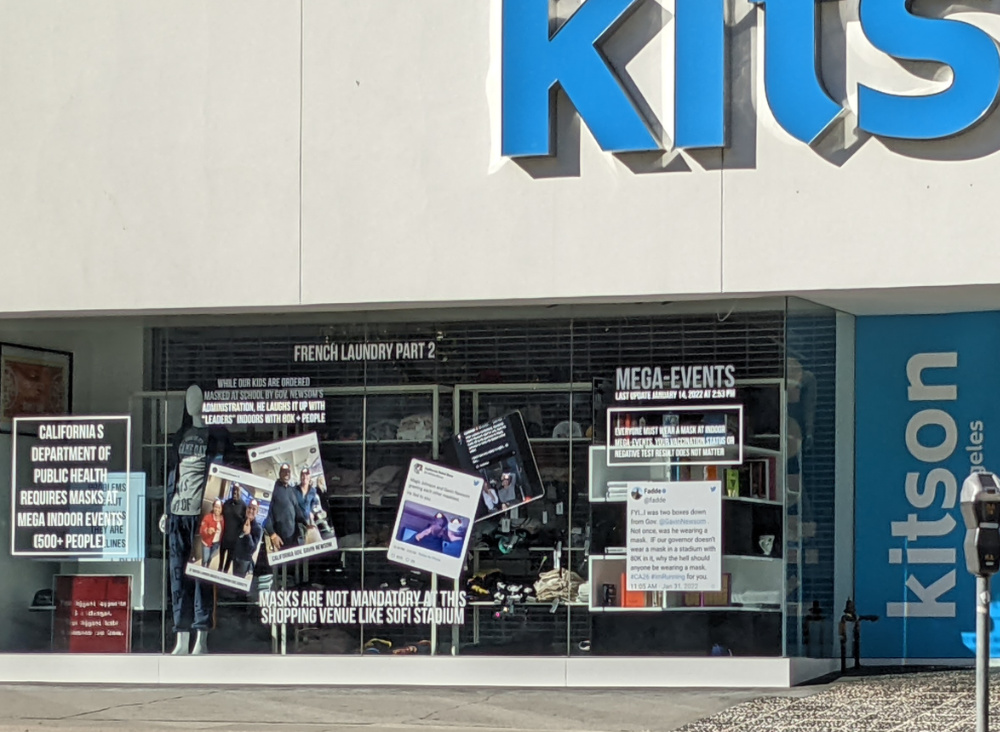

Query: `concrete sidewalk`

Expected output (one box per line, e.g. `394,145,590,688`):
0,670,991,732
0,684,806,732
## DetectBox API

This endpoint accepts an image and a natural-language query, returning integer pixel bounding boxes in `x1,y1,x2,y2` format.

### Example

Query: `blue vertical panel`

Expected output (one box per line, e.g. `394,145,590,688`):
856,312,1000,658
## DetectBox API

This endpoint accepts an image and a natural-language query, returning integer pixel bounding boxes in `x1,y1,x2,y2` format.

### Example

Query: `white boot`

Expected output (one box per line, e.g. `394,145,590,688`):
171,631,190,655
191,630,209,655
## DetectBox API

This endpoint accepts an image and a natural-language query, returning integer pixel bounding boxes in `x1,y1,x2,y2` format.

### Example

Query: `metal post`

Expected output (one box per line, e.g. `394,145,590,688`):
978,574,990,732
839,615,847,673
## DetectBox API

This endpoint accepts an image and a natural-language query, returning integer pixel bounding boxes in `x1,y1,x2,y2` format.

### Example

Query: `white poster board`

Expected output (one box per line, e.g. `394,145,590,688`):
387,459,483,580
626,481,722,592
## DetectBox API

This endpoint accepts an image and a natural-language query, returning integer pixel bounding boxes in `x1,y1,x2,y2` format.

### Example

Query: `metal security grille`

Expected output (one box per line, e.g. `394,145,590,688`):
151,311,786,391
786,309,839,655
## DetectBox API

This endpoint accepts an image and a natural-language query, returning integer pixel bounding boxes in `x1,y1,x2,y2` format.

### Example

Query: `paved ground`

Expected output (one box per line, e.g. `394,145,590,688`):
678,670,998,732
0,684,800,732
0,670,994,732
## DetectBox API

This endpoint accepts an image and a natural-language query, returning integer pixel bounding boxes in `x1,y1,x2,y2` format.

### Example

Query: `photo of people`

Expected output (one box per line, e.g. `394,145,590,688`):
445,411,546,522
387,459,483,579
184,465,273,592
394,501,470,558
247,433,338,565
478,461,529,517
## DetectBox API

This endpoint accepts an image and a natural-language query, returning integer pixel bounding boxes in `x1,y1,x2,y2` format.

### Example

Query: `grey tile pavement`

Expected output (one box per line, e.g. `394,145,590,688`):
676,670,996,732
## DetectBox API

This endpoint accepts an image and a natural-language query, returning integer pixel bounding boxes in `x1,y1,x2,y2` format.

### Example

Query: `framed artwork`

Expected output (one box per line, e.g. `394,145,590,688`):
0,343,73,432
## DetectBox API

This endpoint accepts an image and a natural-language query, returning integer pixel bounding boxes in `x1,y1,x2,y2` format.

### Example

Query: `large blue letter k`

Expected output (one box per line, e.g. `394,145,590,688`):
502,0,661,157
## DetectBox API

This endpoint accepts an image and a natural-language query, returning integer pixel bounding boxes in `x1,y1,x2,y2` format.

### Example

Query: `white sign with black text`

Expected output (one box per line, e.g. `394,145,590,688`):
387,460,483,580
626,481,722,592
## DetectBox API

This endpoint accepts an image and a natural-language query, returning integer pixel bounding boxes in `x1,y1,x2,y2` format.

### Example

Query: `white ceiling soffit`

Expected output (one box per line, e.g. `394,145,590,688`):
792,284,1000,316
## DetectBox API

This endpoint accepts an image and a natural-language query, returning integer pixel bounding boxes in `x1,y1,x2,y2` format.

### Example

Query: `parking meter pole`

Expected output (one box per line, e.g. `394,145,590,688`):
978,574,990,732
962,471,1000,732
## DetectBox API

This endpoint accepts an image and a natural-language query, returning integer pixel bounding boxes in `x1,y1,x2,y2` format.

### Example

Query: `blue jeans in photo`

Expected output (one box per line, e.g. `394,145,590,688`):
202,542,220,567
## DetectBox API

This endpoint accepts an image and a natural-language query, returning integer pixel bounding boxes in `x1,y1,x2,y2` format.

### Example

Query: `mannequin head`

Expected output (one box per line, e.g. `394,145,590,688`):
185,385,205,427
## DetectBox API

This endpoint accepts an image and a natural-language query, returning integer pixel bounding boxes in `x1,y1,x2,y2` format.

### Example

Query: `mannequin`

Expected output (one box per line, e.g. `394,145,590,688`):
163,385,231,656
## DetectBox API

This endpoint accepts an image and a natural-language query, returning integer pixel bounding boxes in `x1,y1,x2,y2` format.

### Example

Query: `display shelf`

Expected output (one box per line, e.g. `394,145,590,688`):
588,555,667,611
468,600,588,608
455,380,592,650
744,445,781,458
590,606,666,613
659,605,782,613
594,491,782,508
725,496,782,507
453,381,593,437
319,439,434,446
588,445,674,503
587,548,783,613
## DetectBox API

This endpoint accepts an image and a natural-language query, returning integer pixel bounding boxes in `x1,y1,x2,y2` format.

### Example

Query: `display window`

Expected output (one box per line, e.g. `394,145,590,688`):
0,300,849,661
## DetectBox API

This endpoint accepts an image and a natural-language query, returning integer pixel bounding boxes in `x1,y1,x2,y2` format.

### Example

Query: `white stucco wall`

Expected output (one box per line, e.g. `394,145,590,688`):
0,0,996,315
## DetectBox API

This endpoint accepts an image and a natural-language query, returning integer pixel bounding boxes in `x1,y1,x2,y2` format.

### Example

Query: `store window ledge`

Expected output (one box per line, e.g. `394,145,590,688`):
0,654,839,688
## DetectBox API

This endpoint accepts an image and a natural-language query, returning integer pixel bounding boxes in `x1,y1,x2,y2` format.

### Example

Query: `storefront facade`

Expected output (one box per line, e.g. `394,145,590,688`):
0,0,995,685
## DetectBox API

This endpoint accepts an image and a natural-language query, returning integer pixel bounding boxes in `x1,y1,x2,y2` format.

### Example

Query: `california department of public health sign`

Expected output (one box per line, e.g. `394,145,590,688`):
500,0,1000,156
856,313,1000,659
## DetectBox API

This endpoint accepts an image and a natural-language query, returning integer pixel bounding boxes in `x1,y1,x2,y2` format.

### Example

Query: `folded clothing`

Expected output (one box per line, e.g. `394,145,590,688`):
367,419,399,442
467,569,506,598
732,590,782,606
326,466,363,496
367,465,405,506
397,414,433,441
534,569,585,602
551,420,583,439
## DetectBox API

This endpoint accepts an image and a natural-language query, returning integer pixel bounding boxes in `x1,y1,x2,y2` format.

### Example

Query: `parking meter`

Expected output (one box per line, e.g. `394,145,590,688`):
961,472,1000,575
961,471,1000,732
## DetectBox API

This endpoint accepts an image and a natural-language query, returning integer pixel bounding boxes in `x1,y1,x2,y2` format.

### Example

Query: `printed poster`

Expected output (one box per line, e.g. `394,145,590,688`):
445,411,545,522
184,465,273,592
626,481,722,592
388,459,483,579
52,575,131,653
247,433,337,565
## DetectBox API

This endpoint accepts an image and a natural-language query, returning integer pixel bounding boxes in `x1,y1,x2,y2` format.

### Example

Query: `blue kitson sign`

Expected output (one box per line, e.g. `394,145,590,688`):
856,313,1000,659
501,0,1000,155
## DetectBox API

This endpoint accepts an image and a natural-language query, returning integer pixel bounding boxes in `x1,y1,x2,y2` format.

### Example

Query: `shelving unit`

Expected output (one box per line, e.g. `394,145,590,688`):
453,382,593,655
584,378,787,656
306,384,453,656
128,374,793,659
